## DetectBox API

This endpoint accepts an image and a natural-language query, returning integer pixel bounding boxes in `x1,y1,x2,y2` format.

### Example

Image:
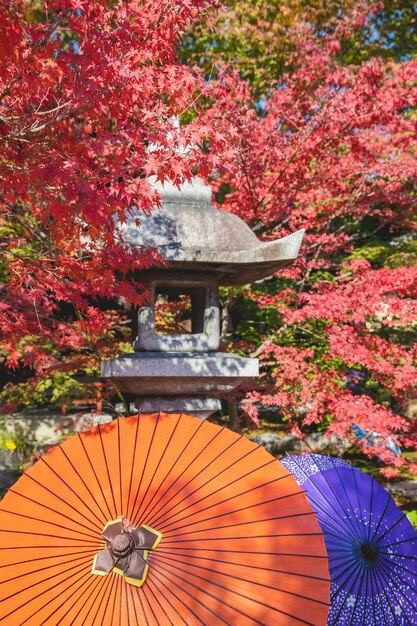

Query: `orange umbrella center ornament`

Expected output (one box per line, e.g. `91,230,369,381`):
92,518,162,587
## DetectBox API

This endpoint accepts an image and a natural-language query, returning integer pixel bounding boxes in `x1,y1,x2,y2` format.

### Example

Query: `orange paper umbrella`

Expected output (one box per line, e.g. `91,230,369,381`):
0,413,330,625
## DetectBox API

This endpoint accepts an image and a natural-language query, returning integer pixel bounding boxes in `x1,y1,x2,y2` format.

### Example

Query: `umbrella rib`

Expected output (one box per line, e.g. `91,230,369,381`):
134,413,182,524
138,417,206,525
351,463,367,541
98,423,118,519
155,560,257,625
77,432,114,521
144,575,176,626
324,541,355,553
368,563,389,626
162,531,325,544
48,565,105,626
154,557,320,626
34,569,101,626
128,412,161,523
160,487,301,534
312,457,359,537
296,488,360,547
92,572,118,626
318,518,364,547
146,575,188,626
361,565,369,626
329,558,362,600
151,550,330,581
0,551,95,586
39,456,105,530
312,462,363,540
117,418,123,517
0,528,98,546
153,552,329,605
369,491,392,544
332,459,365,539
89,568,114,626
346,542,368,626
109,574,121,626
368,564,378,626
57,443,109,525
151,457,277,530
157,545,329,558
367,473,375,543
329,549,393,595
163,511,317,539
78,569,114,626
301,502,359,547
145,428,240,528
377,558,417,595
286,456,361,540
302,485,359,551
376,563,416,624
0,558,91,622
345,583,361,626
158,477,297,534
333,458,374,541
156,449,274,526
375,511,409,544
379,550,417,561
372,564,402,626
380,535,417,549
141,576,161,626
147,573,200,625
0,543,99,551
0,507,99,541
0,554,92,604
386,561,417,591
2,488,99,537
0,547,96,570
369,551,395,581
150,566,230,625
327,559,363,625
126,414,141,523
133,574,150,626
122,580,131,626
326,551,363,570
127,584,142,626
18,471,103,532
311,518,361,551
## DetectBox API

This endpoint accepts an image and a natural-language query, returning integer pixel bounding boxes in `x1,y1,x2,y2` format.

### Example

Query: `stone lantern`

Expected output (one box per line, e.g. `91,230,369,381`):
101,177,304,418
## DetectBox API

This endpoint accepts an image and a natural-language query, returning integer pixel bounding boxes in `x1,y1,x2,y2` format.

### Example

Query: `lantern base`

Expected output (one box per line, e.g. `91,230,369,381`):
101,352,258,397
134,396,221,420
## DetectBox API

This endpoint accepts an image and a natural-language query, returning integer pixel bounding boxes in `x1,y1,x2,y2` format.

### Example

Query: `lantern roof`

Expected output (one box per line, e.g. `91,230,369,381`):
120,176,304,285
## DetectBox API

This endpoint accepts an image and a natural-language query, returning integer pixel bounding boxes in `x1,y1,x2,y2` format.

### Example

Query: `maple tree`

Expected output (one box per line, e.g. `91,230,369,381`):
191,7,417,475
1,0,416,476
182,0,417,95
0,0,226,409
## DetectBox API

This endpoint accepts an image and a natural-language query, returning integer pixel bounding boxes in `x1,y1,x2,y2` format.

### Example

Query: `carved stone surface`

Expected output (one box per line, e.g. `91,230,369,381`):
118,177,304,285
134,271,220,353
101,352,259,396
134,396,221,421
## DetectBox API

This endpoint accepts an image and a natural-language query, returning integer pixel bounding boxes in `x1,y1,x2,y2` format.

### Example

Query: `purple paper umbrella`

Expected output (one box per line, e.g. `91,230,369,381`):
281,454,417,625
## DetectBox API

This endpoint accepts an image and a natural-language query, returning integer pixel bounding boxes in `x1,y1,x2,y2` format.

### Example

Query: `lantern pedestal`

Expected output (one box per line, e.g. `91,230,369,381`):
102,352,258,419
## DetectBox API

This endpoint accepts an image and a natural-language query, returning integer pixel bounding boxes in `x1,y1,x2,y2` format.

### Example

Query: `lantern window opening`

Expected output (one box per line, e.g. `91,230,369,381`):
155,287,204,336
134,273,221,352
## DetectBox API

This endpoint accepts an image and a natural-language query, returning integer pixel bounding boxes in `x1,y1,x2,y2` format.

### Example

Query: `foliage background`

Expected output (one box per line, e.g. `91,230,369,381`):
0,0,416,486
